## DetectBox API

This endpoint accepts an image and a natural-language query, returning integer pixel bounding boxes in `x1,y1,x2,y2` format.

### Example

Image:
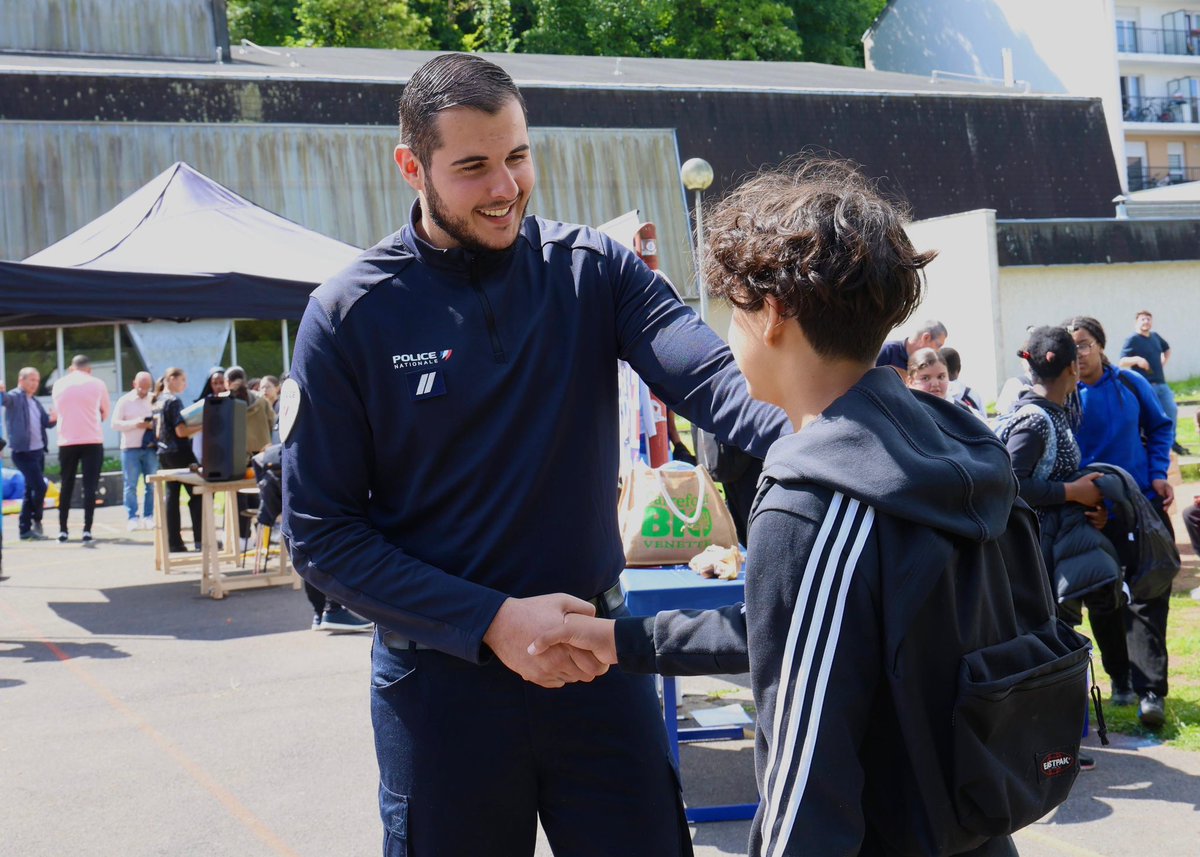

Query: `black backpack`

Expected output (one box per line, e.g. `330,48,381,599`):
876,500,1102,855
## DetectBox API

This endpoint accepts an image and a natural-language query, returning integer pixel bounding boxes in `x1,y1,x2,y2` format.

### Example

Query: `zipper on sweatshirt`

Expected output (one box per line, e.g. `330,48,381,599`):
469,255,507,363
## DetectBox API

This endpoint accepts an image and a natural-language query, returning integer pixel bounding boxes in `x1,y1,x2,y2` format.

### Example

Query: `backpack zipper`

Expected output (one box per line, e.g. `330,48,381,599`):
469,255,507,363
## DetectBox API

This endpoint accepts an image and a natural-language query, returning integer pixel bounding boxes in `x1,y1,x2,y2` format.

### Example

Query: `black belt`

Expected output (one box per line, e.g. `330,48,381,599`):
382,582,625,652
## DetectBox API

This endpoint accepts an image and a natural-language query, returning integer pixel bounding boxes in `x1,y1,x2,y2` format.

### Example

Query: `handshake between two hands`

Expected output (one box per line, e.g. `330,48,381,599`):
482,594,619,689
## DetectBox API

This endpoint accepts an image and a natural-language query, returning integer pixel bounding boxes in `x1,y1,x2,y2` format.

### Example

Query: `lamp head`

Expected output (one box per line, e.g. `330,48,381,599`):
681,157,714,191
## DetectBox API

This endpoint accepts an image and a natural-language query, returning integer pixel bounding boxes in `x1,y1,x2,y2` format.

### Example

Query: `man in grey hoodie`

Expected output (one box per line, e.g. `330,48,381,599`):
532,161,1037,855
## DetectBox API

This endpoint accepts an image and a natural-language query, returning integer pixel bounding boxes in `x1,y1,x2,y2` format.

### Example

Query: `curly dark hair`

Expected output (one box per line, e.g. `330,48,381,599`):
704,158,937,364
1018,326,1077,383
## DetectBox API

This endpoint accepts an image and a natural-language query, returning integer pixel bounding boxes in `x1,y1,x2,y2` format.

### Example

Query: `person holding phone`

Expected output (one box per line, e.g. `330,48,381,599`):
112,371,159,531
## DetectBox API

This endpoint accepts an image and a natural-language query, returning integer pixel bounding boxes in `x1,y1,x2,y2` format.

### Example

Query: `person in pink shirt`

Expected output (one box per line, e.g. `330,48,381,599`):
51,355,111,543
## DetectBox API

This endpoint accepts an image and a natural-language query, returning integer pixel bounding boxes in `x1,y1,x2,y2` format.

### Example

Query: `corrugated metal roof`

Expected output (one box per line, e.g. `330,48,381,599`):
0,45,1025,96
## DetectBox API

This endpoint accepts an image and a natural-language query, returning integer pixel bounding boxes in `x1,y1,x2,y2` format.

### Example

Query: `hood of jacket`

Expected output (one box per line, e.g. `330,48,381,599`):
761,368,1016,542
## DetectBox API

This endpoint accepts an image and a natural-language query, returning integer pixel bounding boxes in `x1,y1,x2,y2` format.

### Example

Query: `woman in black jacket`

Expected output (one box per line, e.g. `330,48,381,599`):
153,368,203,552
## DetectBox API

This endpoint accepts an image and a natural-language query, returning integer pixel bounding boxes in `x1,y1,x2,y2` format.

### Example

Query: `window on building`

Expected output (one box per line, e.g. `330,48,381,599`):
1127,155,1148,191
1121,75,1144,119
1116,19,1139,52
2,328,57,394
1168,142,1186,181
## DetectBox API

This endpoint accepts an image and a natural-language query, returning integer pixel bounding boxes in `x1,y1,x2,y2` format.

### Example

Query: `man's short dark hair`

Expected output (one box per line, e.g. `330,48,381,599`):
705,158,937,364
1136,309,1152,318
399,53,527,167
225,365,247,385
70,354,90,369
940,346,962,380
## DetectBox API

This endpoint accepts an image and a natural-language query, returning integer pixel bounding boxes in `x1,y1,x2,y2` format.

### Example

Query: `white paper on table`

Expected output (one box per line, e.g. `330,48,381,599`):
690,702,753,727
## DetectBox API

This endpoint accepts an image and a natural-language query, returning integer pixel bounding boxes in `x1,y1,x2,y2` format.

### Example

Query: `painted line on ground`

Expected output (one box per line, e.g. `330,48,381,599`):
1014,826,1108,856
0,596,301,857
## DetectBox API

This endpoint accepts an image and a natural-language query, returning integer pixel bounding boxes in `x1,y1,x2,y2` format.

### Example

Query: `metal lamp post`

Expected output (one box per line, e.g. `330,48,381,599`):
680,157,714,322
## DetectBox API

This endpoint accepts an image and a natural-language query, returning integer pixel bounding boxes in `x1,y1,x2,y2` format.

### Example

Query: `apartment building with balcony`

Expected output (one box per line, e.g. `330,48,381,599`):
864,0,1200,194
1116,6,1200,189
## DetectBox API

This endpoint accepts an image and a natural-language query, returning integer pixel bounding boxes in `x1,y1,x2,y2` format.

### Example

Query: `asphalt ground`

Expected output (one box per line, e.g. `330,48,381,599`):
2,504,1198,856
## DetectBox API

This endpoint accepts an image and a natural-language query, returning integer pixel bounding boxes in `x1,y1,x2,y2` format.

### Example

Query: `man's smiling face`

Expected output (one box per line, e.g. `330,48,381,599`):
401,98,534,253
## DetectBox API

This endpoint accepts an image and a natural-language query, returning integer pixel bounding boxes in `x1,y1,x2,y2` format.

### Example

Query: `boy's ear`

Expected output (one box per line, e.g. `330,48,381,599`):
763,296,787,344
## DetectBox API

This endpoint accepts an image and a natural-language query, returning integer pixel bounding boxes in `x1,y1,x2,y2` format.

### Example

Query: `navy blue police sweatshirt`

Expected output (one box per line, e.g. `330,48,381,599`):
282,205,788,663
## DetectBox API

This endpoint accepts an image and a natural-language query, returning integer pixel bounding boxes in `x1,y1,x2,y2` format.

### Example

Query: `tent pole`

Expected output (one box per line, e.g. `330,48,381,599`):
56,327,65,379
0,331,6,388
281,320,290,374
230,322,238,367
113,324,123,393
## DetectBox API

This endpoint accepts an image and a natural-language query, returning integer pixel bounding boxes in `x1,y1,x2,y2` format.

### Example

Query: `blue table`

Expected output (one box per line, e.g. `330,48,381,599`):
620,566,758,824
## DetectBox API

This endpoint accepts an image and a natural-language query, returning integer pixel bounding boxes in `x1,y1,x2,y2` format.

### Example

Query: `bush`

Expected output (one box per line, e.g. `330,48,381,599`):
44,456,123,478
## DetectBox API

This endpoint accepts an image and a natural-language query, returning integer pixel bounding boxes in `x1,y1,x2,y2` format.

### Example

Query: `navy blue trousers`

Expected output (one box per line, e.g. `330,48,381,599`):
10,450,46,535
370,631,692,856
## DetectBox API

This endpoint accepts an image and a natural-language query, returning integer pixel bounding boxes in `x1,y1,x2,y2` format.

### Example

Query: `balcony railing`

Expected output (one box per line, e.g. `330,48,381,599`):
1116,25,1200,56
1127,164,1200,191
1122,95,1200,122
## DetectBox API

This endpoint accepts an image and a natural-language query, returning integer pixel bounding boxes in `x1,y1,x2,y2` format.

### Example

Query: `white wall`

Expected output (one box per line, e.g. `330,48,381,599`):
866,0,1128,189
902,209,1004,400
998,260,1200,382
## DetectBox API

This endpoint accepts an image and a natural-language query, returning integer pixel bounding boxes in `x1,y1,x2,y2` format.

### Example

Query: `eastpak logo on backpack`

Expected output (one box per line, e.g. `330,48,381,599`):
1036,748,1077,781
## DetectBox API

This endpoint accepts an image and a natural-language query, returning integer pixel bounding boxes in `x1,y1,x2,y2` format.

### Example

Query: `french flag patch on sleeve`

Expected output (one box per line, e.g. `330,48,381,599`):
407,368,446,400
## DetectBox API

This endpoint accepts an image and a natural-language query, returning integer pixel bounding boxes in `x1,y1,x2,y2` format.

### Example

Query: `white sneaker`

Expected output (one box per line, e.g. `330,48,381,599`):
127,519,140,532
141,517,155,530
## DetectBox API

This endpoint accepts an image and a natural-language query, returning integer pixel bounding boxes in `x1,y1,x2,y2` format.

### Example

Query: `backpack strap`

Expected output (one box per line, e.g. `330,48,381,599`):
995,403,1058,480
1114,368,1141,399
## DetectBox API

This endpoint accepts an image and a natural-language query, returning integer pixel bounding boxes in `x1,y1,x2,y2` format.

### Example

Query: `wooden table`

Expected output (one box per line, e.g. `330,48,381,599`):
147,469,299,599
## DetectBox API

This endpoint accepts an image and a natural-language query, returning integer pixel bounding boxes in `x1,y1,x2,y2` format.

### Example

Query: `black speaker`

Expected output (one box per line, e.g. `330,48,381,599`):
201,396,247,482
69,471,121,507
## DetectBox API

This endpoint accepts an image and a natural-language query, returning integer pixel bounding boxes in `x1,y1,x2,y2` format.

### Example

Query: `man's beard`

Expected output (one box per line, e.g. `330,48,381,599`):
424,175,525,254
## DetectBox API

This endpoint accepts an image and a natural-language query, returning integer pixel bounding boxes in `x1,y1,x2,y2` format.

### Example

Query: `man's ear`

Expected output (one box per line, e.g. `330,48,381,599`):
395,145,424,193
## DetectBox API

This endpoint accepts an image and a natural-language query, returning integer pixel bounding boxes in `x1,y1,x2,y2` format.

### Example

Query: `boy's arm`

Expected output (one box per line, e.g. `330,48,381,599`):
615,604,749,676
528,603,749,677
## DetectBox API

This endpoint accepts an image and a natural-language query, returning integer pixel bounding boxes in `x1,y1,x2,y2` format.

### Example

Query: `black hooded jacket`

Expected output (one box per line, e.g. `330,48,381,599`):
616,368,1026,856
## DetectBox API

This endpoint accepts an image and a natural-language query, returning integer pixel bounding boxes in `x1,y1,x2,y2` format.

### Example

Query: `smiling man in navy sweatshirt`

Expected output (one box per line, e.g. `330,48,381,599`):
281,53,786,856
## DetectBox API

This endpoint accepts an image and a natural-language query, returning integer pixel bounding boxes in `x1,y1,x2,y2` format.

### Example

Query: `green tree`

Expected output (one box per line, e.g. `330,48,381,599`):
226,0,301,46
411,0,468,52
293,0,437,49
521,0,666,57
463,0,518,52
664,0,803,61
784,0,886,66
